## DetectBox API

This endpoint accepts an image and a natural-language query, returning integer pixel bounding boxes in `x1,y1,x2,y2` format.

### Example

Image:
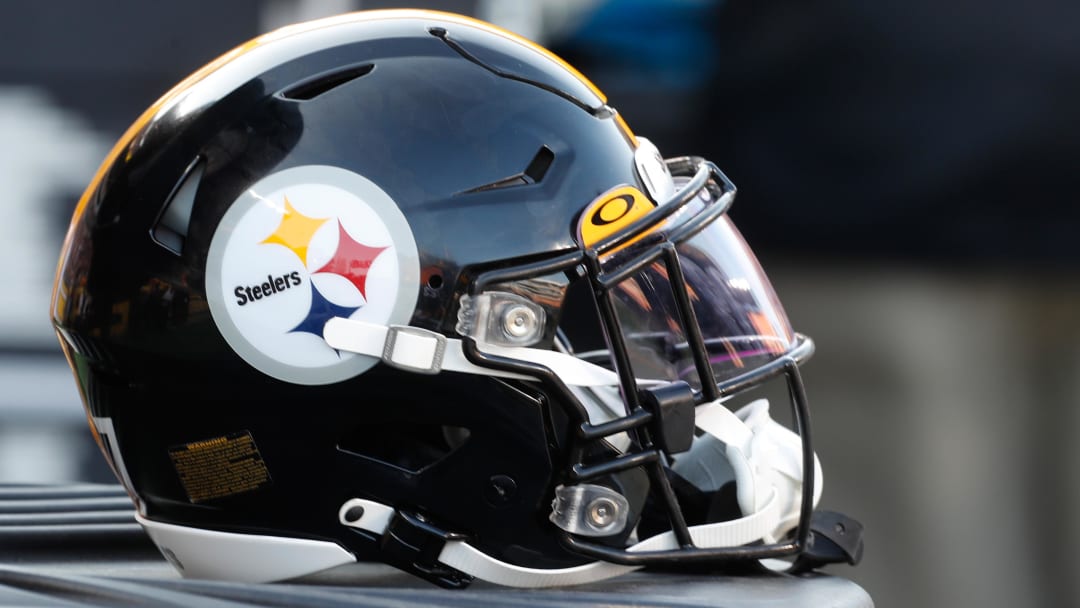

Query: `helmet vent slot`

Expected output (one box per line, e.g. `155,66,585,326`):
337,423,470,474
460,145,554,193
279,63,374,101
524,145,555,183
151,156,204,255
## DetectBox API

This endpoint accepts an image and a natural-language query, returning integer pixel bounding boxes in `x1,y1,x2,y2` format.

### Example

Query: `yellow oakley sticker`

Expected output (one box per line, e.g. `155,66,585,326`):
577,185,655,248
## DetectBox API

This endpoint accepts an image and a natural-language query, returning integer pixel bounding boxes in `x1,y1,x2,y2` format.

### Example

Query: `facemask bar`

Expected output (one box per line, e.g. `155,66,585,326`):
461,157,815,567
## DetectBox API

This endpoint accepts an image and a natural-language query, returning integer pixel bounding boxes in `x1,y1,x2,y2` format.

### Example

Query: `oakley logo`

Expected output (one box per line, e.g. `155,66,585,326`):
577,185,655,248
590,194,638,227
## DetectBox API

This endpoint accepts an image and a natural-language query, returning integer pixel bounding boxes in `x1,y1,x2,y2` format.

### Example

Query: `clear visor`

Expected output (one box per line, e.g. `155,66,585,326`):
600,213,794,391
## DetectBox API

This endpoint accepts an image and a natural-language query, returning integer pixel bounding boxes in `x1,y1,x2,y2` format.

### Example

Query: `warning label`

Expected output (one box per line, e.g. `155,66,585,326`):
168,431,272,503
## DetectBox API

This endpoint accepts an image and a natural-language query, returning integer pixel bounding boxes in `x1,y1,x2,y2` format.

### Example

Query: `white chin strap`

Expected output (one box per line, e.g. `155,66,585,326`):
323,317,620,387
696,399,823,541
338,398,820,588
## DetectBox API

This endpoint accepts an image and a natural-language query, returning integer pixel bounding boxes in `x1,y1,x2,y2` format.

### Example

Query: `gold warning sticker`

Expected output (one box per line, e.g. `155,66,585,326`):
168,431,272,503
577,185,655,248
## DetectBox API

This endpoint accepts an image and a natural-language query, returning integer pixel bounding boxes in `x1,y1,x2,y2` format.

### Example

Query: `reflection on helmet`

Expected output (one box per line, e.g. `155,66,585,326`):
51,9,862,589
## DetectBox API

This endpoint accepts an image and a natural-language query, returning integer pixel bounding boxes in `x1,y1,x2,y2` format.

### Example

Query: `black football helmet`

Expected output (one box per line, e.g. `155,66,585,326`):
51,9,861,588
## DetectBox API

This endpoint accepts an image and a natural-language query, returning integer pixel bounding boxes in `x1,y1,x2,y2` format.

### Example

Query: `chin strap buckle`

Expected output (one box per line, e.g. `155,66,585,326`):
381,510,473,588
382,325,448,374
338,498,473,588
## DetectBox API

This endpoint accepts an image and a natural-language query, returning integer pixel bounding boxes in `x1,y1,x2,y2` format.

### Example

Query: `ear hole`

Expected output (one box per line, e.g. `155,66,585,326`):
337,423,470,473
280,63,374,101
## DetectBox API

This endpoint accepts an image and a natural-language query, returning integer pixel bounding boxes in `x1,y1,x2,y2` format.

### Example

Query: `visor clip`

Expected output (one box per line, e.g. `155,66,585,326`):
638,381,696,455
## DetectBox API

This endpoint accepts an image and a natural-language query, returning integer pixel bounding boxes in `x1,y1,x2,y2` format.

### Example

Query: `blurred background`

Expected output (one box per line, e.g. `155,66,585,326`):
3,1,1078,607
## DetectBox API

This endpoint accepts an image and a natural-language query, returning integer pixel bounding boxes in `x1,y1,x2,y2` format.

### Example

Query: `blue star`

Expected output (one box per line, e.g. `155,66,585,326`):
290,282,361,338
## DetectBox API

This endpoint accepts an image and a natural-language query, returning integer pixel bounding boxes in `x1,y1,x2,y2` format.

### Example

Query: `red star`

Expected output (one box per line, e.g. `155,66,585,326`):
312,221,388,300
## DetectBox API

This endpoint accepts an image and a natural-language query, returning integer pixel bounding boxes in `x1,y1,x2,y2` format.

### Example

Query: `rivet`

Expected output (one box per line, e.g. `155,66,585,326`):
343,505,365,523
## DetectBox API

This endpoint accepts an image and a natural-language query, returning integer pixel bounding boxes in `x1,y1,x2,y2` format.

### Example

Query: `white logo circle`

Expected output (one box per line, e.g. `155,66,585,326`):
206,165,419,385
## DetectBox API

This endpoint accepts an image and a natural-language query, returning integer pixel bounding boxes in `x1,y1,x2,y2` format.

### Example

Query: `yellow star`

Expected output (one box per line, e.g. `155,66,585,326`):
260,196,329,265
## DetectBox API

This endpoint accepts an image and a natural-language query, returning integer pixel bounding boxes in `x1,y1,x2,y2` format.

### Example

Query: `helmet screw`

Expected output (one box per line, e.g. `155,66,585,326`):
485,474,518,507
502,304,538,339
343,505,365,523
586,497,619,530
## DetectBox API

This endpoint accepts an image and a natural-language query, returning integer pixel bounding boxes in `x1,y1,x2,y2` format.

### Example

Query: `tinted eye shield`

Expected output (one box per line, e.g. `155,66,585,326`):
463,156,813,400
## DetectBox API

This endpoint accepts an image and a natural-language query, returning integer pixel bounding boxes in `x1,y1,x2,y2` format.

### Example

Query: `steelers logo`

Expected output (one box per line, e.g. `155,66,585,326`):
206,165,419,385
